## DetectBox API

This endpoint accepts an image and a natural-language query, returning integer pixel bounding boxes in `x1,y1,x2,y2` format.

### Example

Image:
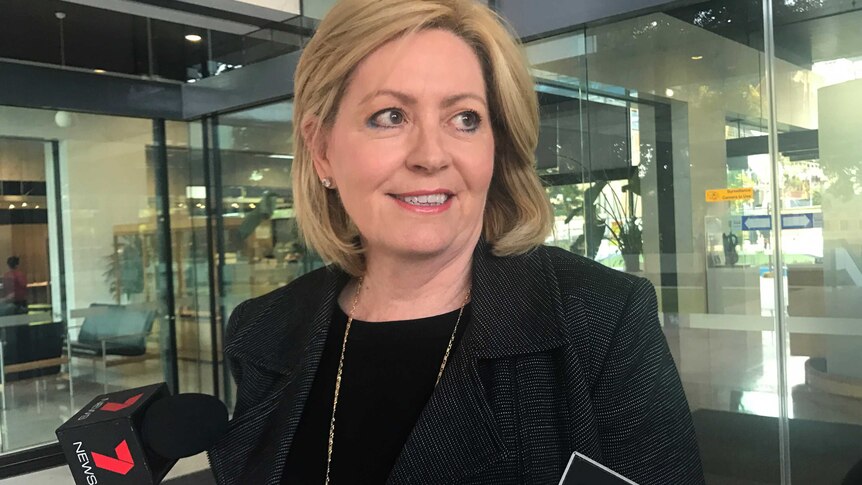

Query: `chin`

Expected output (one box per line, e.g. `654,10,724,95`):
388,232,458,259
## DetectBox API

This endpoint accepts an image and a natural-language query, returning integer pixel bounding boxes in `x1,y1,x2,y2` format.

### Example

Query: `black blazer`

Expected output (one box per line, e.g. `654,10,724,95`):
207,241,705,484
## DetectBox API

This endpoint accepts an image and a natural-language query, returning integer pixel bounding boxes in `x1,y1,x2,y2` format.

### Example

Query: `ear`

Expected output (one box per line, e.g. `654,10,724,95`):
301,115,334,186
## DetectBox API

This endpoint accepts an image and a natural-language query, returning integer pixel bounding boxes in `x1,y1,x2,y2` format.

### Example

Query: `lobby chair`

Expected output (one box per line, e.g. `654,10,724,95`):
69,304,156,392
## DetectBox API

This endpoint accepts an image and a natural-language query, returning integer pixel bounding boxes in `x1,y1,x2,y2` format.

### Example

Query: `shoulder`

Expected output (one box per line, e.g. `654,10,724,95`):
531,246,655,382
536,245,646,303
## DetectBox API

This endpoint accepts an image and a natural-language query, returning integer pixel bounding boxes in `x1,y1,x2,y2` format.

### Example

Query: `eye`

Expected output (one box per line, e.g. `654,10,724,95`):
452,110,482,132
369,108,406,128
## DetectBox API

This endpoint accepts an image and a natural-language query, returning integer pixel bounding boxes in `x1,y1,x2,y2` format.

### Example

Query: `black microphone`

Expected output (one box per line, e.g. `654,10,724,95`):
56,383,228,485
142,392,229,460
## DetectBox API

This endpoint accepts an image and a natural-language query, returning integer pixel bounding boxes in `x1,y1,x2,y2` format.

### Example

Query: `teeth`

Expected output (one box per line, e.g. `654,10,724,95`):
397,193,449,206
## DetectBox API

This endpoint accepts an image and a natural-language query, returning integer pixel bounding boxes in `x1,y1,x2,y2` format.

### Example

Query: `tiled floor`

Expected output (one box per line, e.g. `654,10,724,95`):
671,326,862,426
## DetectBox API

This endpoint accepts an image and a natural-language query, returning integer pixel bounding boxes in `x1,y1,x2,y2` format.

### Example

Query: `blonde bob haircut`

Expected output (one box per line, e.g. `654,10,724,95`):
293,0,553,276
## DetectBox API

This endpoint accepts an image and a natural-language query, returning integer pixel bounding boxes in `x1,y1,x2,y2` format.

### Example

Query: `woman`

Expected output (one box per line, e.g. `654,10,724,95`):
207,0,704,483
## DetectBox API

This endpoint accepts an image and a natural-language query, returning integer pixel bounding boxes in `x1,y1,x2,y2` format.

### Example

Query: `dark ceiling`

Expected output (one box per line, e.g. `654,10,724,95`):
666,0,862,68
0,0,313,82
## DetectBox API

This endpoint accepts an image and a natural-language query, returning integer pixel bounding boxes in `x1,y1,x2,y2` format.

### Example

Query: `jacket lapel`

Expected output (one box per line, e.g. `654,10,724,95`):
214,240,569,485
211,267,350,485
387,241,567,484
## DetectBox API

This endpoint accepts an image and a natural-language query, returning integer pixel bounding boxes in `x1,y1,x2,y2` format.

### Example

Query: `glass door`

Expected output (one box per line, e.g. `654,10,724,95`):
0,105,188,454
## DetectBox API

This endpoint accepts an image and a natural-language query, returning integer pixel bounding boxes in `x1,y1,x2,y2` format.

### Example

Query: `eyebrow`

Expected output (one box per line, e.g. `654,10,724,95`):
361,89,487,108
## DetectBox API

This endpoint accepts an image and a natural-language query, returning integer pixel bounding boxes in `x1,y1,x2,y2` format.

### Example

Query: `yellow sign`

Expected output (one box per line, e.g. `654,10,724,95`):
705,188,754,202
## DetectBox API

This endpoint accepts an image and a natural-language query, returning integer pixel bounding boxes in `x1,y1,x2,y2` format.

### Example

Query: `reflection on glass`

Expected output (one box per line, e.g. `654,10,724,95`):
0,106,184,455
214,101,325,410
772,1,862,482
0,136,62,452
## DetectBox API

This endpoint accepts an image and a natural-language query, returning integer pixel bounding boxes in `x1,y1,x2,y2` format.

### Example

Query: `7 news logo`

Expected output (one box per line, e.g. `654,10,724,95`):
71,394,143,484
73,440,135,484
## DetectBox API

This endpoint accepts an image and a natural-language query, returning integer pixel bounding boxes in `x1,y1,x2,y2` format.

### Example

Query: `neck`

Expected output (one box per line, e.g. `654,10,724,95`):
340,241,475,322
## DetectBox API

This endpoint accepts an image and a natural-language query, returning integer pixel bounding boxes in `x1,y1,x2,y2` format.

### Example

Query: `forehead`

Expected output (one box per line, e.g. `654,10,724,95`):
343,29,487,103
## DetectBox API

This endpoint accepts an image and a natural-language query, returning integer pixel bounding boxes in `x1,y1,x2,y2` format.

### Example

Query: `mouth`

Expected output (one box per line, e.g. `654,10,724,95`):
388,191,454,207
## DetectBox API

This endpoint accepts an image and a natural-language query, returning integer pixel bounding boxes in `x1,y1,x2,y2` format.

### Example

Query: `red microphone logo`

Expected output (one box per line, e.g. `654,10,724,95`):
92,440,135,475
101,393,143,412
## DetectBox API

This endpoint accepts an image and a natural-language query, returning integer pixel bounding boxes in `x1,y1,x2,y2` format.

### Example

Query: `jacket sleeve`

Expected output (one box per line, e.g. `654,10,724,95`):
592,278,705,484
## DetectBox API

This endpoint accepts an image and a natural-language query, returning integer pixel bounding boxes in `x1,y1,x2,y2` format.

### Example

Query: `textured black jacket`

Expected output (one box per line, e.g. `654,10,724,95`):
207,241,705,484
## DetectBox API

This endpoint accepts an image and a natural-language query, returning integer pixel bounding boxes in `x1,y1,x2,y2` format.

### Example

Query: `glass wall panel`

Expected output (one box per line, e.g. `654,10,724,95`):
0,105,182,454
526,1,799,482
213,101,325,409
162,121,212,395
771,1,862,482
0,136,60,451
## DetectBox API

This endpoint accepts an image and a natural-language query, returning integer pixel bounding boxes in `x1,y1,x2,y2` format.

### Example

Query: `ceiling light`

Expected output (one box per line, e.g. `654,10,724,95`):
35,205,40,209
249,203,256,209
691,55,704,60
665,88,674,97
268,154,294,159
21,202,28,207
94,69,106,73
8,204,15,209
185,34,203,43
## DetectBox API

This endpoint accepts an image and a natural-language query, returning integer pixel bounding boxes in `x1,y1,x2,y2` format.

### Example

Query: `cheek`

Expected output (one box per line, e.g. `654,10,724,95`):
469,141,495,193
328,138,402,210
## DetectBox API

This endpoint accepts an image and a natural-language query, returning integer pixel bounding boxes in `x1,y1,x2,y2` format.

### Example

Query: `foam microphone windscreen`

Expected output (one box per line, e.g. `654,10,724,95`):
141,393,229,460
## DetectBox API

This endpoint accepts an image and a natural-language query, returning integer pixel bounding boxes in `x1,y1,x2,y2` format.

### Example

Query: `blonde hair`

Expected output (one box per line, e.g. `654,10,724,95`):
293,0,552,275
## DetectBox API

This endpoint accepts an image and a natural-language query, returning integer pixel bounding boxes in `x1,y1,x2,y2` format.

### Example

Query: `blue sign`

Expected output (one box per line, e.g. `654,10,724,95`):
741,215,772,231
781,213,815,229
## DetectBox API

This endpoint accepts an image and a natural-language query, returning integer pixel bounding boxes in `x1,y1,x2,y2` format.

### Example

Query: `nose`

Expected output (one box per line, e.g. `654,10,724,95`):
405,120,451,173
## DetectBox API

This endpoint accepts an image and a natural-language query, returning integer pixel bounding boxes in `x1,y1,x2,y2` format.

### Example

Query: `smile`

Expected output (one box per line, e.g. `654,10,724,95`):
392,193,450,206
387,190,455,214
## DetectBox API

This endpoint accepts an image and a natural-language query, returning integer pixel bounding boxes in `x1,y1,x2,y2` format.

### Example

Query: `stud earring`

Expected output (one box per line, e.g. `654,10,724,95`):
321,177,333,189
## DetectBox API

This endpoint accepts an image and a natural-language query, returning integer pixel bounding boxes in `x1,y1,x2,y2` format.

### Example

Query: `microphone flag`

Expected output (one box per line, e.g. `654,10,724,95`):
56,383,174,485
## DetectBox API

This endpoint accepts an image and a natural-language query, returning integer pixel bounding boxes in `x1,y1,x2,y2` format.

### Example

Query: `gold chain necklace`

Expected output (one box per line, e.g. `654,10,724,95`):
324,277,471,485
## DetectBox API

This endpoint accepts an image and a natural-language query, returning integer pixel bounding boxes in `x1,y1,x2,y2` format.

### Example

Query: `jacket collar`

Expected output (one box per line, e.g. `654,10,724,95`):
222,238,567,484
226,238,565,375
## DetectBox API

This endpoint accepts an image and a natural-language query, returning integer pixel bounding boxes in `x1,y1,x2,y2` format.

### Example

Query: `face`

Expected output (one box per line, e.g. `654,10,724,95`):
313,29,495,263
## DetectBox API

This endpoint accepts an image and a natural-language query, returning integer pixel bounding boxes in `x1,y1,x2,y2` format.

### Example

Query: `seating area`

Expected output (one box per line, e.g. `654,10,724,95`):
0,304,158,408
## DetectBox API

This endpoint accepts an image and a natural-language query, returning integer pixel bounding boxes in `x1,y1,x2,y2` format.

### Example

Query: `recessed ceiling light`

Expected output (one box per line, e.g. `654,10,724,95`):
8,204,14,209
94,69,106,73
35,205,40,209
691,55,704,60
21,202,28,207
665,88,675,97
185,34,203,42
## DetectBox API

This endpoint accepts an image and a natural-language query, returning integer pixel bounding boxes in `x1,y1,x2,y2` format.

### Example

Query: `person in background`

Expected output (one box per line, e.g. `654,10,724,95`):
207,0,704,483
2,256,28,315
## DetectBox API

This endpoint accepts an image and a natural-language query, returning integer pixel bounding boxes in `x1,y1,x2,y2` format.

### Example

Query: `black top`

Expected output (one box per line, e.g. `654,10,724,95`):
281,303,471,484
